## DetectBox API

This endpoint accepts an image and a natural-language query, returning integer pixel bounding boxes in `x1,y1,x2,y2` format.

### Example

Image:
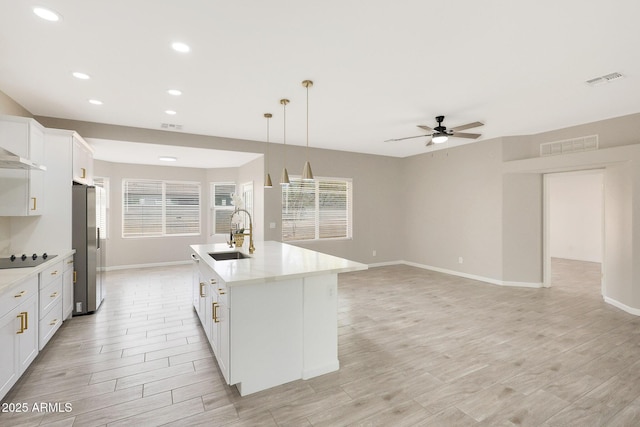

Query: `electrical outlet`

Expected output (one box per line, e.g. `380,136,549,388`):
372,250,377,257
458,257,463,264
269,222,276,229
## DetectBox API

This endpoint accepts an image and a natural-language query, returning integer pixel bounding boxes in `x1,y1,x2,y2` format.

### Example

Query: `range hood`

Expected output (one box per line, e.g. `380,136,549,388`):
0,148,46,171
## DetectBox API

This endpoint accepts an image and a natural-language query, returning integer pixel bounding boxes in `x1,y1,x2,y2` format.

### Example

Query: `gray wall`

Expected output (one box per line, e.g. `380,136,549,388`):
94,160,210,268
36,115,405,266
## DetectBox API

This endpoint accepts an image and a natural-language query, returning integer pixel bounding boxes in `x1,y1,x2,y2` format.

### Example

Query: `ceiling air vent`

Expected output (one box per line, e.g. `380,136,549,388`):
586,72,624,86
161,123,183,131
540,135,598,157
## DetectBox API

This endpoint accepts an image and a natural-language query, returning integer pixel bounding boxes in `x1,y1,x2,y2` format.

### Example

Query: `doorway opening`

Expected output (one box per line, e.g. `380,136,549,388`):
543,170,604,296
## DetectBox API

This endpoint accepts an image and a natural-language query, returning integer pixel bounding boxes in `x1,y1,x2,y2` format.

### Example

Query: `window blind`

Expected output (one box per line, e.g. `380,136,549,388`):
123,179,200,237
282,177,352,242
211,183,236,235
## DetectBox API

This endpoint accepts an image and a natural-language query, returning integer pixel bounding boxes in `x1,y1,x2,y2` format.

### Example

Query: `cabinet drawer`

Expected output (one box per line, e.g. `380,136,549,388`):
63,255,74,272
0,276,38,316
39,276,63,319
40,261,63,289
39,300,62,350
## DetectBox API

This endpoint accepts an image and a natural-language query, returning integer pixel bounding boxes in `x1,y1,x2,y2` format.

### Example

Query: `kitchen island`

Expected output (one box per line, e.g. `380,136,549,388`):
190,241,367,396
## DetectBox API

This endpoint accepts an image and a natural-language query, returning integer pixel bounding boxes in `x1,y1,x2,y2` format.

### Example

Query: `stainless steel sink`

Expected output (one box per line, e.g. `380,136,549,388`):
208,251,250,261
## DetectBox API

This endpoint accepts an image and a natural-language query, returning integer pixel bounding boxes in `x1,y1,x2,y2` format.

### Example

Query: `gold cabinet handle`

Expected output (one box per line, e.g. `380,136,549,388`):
16,312,27,334
50,291,59,298
67,259,74,265
218,288,226,295
81,167,86,179
73,271,77,283
25,311,28,330
50,318,58,326
213,302,219,323
199,282,205,297
31,197,37,211
210,279,217,285
51,270,58,276
14,290,26,298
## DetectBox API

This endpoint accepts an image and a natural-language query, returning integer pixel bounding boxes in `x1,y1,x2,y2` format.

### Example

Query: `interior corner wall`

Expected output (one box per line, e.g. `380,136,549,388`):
603,163,634,306
94,160,209,269
502,173,543,284
262,142,404,265
0,89,32,118
401,138,504,280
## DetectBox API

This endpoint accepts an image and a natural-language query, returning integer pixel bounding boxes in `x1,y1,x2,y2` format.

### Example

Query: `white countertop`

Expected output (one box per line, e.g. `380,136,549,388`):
0,250,75,293
190,241,368,286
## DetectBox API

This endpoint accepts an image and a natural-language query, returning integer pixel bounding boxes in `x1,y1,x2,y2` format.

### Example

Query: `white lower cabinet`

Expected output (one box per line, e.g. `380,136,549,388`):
190,250,339,396
62,255,74,320
209,279,229,383
39,260,64,350
0,277,39,400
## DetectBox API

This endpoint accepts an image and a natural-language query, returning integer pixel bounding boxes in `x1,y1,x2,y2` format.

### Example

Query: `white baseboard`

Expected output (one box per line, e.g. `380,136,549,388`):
372,260,543,289
604,296,640,316
367,260,404,268
105,260,191,272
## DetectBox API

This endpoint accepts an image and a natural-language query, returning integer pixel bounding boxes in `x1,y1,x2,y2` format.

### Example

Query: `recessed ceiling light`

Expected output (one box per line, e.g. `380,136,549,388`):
89,99,103,105
171,42,190,53
72,72,90,80
33,7,61,22
159,156,177,162
167,89,182,96
165,110,177,115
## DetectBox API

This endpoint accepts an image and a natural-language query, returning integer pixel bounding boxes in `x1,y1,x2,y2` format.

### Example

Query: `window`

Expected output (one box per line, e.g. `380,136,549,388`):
282,177,352,242
122,179,200,237
211,183,236,235
93,177,109,239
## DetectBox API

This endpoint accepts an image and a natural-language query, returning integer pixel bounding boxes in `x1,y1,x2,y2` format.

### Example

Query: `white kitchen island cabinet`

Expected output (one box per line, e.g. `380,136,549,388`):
190,241,367,396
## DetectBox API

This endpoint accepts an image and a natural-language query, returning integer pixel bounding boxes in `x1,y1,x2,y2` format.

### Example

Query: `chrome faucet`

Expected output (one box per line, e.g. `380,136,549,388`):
228,208,255,254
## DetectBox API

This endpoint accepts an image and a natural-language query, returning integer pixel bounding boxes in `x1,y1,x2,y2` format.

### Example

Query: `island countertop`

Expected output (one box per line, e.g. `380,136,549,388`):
190,241,368,286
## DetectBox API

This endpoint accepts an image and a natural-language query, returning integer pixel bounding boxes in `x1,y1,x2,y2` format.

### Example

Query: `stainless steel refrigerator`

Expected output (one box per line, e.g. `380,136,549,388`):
72,184,106,315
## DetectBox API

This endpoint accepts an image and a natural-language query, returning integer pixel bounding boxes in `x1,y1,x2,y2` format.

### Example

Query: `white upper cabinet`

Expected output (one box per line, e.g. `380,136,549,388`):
72,135,93,185
0,115,46,216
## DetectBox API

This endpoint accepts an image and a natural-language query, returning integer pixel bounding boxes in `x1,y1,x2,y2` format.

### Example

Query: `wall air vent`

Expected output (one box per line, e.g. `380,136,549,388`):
586,72,624,86
540,135,598,157
161,123,183,131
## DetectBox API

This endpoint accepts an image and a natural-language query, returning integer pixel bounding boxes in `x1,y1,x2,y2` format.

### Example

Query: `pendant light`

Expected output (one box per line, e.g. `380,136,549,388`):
280,98,290,186
263,113,273,188
301,80,314,181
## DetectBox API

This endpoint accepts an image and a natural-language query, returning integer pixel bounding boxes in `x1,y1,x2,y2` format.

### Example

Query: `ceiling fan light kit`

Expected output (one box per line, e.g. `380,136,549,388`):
386,115,484,147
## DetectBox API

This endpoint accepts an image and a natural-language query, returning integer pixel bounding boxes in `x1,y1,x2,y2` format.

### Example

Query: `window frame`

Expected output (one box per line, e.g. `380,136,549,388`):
122,178,201,238
210,182,237,236
281,176,353,243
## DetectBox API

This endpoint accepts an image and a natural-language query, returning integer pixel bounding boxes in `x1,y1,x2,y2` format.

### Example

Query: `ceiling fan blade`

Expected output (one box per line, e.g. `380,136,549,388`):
425,139,434,147
384,134,430,143
452,132,482,139
450,121,484,132
417,125,434,132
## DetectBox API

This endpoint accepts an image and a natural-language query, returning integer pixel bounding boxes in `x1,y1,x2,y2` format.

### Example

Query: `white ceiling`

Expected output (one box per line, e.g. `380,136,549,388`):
86,138,263,168
1,0,640,166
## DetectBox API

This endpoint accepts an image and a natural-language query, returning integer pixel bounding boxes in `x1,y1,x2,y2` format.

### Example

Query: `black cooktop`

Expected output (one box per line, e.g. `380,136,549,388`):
0,253,57,269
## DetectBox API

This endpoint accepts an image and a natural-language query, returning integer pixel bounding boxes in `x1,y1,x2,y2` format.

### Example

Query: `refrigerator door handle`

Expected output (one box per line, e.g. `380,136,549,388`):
97,228,100,249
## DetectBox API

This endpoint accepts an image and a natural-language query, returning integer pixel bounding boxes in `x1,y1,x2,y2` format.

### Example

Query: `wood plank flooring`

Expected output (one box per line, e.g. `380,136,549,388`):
2,258,640,426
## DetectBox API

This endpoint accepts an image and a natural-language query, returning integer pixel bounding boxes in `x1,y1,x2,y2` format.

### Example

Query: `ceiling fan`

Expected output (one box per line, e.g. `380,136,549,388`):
385,115,484,146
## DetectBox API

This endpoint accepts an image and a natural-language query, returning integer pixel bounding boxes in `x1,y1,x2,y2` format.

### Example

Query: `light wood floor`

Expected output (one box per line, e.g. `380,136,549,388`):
2,258,640,426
